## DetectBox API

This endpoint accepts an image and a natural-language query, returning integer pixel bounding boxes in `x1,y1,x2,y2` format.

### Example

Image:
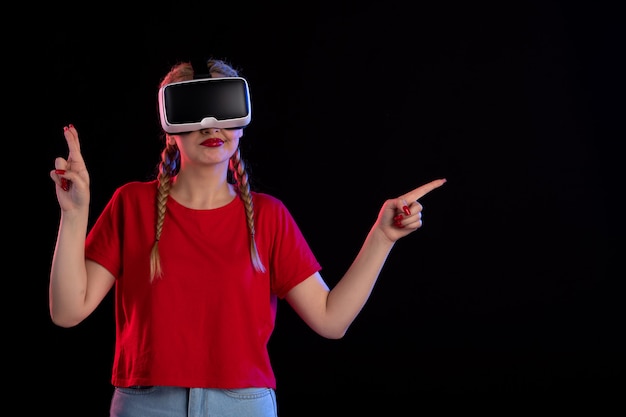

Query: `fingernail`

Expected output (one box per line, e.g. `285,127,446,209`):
61,178,70,191
402,205,411,216
64,126,69,131
55,169,66,175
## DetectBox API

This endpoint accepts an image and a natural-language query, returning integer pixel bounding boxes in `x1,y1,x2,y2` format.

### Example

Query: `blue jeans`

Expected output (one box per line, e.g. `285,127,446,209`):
110,386,278,417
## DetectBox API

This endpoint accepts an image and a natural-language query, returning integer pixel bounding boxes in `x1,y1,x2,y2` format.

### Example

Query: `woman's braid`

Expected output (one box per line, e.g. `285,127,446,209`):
150,143,179,281
230,148,266,273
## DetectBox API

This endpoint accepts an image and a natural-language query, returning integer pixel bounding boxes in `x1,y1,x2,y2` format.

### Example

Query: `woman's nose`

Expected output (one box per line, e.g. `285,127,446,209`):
201,127,220,134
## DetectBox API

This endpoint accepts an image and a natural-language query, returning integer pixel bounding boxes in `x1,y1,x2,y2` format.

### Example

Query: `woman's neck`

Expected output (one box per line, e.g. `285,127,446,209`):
169,171,237,210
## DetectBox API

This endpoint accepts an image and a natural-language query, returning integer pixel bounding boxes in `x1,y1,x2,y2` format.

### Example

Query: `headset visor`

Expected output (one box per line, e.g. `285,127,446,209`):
158,77,251,133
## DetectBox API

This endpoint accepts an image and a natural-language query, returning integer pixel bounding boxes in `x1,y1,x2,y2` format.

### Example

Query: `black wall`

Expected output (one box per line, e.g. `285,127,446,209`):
19,0,624,415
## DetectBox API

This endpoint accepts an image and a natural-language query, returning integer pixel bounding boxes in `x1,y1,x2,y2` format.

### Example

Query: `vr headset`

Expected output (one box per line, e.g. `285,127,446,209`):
158,77,251,134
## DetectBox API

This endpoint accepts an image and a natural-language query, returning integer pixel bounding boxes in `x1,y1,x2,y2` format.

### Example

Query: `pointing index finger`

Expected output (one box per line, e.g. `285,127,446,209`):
403,178,447,202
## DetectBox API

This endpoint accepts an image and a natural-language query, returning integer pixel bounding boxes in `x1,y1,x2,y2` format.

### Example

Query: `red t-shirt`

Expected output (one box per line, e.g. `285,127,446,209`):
85,180,321,389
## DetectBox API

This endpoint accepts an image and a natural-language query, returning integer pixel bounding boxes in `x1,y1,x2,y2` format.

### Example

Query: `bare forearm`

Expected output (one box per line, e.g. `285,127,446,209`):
325,227,395,337
49,210,89,327
289,179,445,339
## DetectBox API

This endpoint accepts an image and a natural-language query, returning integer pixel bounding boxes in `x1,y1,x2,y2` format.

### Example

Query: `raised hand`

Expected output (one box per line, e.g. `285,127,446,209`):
49,124,91,211
376,178,447,242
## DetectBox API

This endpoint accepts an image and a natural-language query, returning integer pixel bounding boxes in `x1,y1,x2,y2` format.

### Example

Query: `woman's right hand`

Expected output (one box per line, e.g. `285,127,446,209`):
49,124,90,211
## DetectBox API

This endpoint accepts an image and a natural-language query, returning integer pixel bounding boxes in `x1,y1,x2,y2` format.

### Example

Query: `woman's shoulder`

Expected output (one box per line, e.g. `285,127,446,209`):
251,191,286,208
113,179,158,199
252,191,296,216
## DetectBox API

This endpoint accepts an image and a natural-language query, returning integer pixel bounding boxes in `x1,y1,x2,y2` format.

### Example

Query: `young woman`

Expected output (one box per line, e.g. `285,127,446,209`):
49,58,446,417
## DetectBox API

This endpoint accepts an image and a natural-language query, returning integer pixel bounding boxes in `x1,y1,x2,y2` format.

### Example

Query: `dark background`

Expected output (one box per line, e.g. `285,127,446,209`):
19,0,624,415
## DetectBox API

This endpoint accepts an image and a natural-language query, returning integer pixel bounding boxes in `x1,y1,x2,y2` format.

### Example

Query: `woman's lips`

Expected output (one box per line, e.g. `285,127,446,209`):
201,138,224,147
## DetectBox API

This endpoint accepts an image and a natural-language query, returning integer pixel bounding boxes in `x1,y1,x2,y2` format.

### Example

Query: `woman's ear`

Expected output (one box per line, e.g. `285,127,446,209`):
166,134,176,146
